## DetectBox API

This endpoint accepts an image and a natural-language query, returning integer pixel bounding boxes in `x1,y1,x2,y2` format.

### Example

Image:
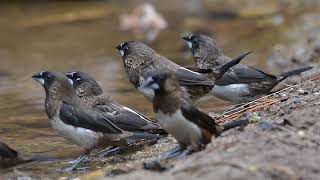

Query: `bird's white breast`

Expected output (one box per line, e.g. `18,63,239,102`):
212,84,250,103
138,76,155,101
156,109,202,146
50,117,102,150
138,86,155,101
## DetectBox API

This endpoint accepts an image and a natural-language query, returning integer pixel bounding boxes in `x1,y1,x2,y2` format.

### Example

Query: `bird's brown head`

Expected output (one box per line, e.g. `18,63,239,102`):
32,71,77,102
116,41,158,70
182,34,223,68
140,72,181,98
65,71,103,97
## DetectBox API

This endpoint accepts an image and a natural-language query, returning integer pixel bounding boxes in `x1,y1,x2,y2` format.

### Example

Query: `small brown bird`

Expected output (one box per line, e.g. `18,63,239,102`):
0,142,54,169
140,73,248,158
65,71,163,133
0,142,25,169
116,41,250,101
183,33,312,103
32,71,161,171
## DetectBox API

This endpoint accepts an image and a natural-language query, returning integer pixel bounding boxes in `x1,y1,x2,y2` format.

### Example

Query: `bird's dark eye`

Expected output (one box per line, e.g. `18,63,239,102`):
123,45,129,54
45,74,53,82
152,76,159,82
192,39,199,45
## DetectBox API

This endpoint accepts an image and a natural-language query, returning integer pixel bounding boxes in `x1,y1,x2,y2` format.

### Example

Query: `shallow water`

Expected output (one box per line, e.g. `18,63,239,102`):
0,0,302,178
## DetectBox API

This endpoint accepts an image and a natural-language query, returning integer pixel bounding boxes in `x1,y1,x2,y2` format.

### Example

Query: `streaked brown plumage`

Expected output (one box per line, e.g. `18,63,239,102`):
116,41,248,101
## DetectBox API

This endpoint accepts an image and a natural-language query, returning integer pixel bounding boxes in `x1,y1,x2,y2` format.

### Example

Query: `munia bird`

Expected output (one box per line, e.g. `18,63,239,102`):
183,34,312,103
0,142,29,169
65,71,164,134
116,41,251,101
0,141,54,169
140,72,249,159
32,71,161,171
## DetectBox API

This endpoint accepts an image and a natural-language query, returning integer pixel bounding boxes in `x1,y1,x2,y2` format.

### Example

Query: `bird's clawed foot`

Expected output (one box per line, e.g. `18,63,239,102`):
159,146,184,160
176,146,194,160
143,146,192,171
63,147,123,171
94,146,123,158
63,154,88,171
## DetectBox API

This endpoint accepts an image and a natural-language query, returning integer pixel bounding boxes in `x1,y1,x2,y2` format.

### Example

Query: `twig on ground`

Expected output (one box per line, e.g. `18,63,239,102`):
214,77,320,124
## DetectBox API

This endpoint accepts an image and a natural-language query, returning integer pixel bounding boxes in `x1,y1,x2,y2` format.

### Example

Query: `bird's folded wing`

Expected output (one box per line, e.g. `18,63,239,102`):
93,95,122,113
216,66,277,86
175,67,215,85
141,58,215,86
185,51,252,80
184,67,213,74
59,103,122,134
108,107,159,132
91,95,159,131
180,99,220,134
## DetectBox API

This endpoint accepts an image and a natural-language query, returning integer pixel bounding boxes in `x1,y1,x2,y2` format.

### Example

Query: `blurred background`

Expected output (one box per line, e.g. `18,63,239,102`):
0,0,319,178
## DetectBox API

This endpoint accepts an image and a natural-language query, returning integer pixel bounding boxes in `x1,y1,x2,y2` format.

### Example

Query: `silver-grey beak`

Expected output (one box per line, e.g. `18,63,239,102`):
32,72,45,86
185,41,192,48
64,72,76,85
182,37,192,49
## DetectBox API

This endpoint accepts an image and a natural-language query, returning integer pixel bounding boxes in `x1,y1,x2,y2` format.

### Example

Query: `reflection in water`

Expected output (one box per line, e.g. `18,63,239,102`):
0,0,291,178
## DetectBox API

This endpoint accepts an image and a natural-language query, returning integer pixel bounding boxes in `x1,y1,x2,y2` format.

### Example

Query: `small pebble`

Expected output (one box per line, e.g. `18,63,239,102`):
314,92,320,95
259,121,272,130
293,96,301,104
298,130,305,137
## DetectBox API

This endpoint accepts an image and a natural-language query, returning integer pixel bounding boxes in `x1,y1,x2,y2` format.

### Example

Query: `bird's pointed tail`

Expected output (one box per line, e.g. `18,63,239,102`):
29,155,57,161
125,132,163,145
219,51,253,76
277,66,312,82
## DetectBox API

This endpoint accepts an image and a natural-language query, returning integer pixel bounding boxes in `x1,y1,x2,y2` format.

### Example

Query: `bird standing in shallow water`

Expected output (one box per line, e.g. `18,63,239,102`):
183,33,312,103
32,71,161,171
140,73,249,159
116,41,250,101
0,142,26,169
0,141,54,169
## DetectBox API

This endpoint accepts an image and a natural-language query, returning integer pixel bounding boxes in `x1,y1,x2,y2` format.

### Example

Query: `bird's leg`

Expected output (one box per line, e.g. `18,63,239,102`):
92,146,115,156
143,146,183,171
159,146,184,160
176,146,194,160
97,147,123,158
143,146,184,171
67,154,89,164
63,154,88,171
